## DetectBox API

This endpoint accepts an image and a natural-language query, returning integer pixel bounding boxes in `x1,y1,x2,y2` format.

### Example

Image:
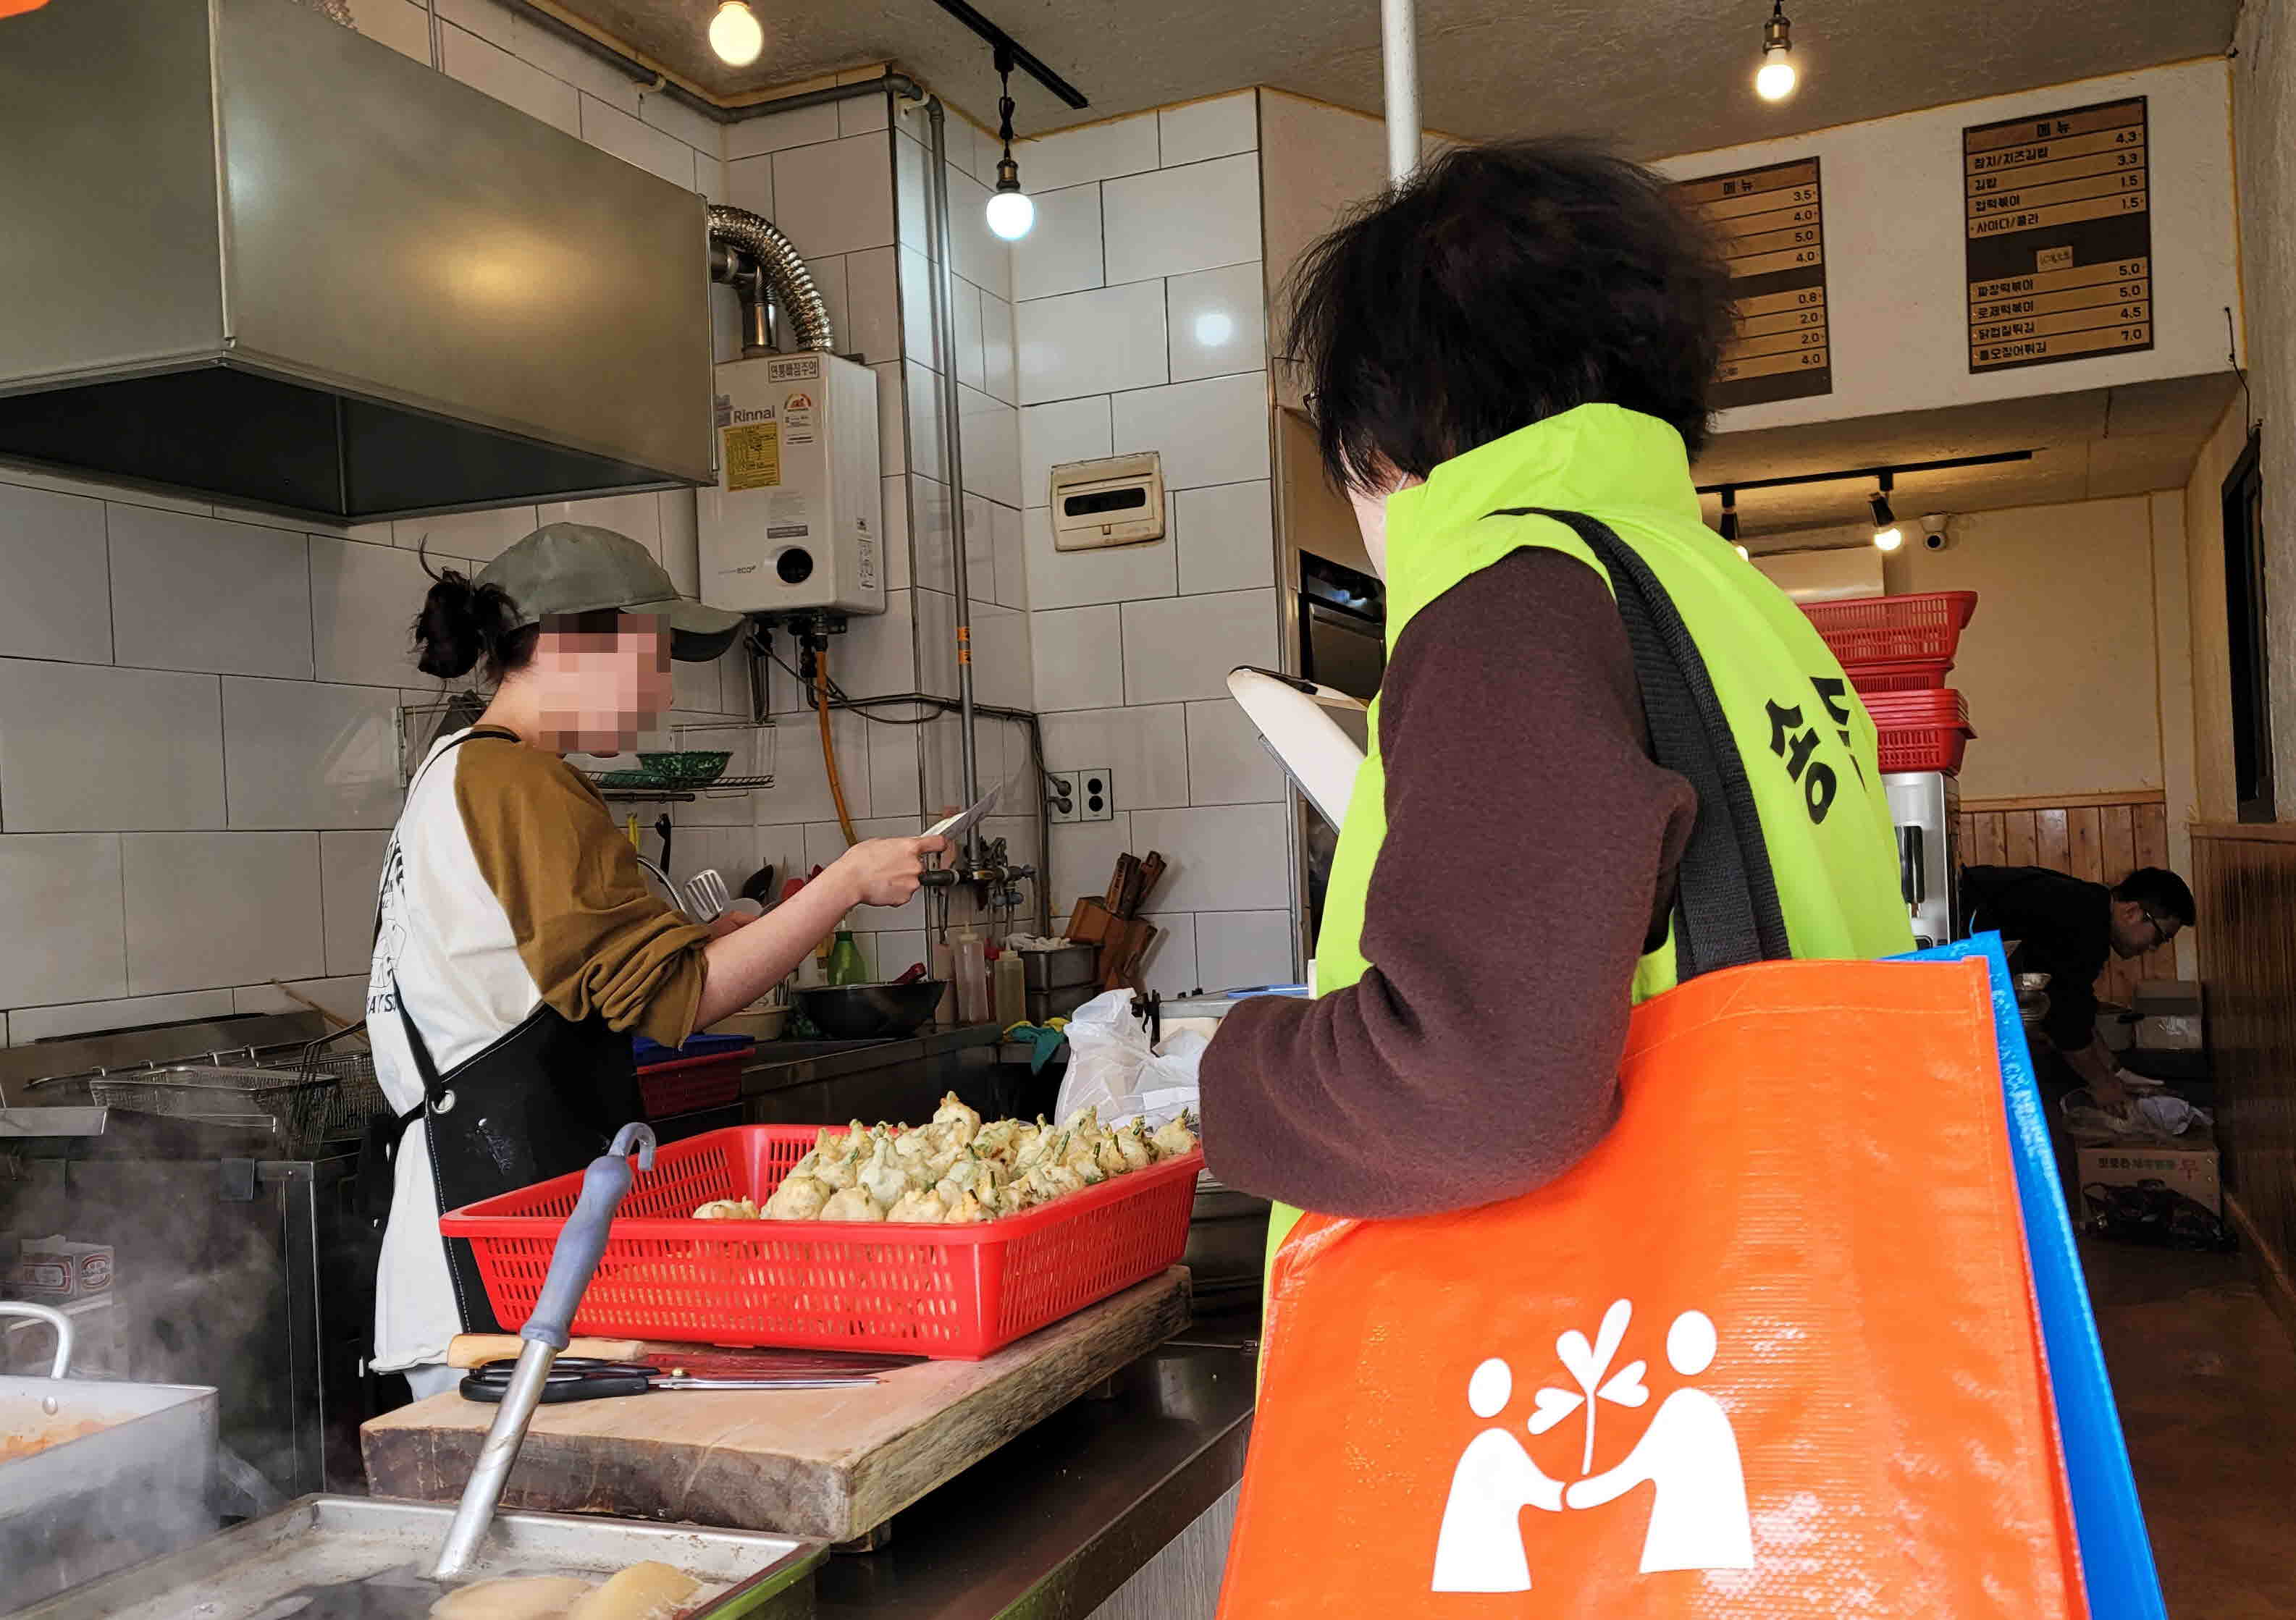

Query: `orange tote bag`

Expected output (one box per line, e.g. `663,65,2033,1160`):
1216,955,2082,1619
1218,517,2080,1618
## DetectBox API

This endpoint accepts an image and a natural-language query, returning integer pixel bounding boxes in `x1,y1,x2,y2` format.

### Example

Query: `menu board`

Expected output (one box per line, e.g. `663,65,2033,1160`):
1964,97,2151,373
1678,158,1832,409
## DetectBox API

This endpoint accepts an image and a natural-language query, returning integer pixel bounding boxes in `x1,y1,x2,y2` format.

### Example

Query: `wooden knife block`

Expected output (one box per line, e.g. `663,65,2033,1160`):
1067,897,1158,992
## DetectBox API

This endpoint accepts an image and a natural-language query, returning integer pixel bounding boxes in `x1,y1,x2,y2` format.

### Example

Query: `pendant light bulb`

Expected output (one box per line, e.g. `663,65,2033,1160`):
984,54,1035,241
1755,2,1796,101
708,0,762,67
986,182,1035,240
1736,543,1752,560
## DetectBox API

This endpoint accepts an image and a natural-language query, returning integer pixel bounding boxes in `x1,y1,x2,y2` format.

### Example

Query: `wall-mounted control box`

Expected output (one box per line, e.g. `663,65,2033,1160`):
1048,451,1165,552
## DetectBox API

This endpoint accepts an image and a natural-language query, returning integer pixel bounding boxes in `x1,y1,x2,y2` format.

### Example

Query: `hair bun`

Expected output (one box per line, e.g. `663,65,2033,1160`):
412,569,516,680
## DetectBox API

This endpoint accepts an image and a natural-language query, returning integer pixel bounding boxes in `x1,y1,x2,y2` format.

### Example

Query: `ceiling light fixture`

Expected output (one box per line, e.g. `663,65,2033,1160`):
1754,0,1797,102
707,0,762,67
985,46,1035,242
1718,486,1741,545
1870,473,1903,552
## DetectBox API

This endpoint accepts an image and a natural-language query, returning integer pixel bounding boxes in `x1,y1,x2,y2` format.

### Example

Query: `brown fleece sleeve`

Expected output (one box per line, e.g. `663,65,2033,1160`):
454,738,711,1047
1199,547,1696,1218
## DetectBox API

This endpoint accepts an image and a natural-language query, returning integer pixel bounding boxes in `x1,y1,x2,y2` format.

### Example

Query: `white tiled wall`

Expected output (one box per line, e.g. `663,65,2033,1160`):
0,0,759,1041
1012,92,1298,995
0,31,1295,1033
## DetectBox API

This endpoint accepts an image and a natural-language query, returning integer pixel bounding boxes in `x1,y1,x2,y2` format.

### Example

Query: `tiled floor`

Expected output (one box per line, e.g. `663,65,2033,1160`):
2085,1236,2296,1617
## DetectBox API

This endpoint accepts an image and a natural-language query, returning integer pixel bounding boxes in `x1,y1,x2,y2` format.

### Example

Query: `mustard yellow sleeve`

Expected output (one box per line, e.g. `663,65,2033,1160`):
453,738,710,1046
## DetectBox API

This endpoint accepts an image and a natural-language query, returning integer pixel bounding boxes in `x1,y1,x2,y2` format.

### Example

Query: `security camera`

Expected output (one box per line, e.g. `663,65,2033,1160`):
1920,515,1951,552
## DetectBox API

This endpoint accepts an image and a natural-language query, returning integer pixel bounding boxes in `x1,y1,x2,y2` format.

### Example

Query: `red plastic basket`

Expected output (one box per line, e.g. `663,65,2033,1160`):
1875,722,1975,775
1862,688,1971,727
1801,591,1978,665
1846,656,1954,696
634,1050,746,1116
440,1124,1203,1359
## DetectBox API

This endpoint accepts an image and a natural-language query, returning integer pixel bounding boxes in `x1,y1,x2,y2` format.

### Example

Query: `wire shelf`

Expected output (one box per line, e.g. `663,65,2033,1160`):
394,699,777,796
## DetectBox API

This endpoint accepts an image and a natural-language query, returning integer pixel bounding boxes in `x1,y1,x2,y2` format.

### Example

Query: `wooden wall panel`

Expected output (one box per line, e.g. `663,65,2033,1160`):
2191,827,2296,1293
1951,790,2178,1003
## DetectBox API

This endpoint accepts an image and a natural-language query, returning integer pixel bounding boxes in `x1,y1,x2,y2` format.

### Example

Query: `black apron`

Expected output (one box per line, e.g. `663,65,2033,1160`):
372,726,648,1335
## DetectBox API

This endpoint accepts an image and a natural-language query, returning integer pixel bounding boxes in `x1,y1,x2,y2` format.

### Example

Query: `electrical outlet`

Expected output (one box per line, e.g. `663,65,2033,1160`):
1046,772,1080,824
1080,767,1115,822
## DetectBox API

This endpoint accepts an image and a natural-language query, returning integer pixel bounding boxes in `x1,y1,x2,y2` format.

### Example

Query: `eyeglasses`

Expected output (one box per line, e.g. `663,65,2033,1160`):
2137,902,2181,944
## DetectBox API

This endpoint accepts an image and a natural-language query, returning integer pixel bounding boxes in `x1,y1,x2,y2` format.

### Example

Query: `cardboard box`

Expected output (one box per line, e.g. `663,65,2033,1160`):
2134,1013,2203,1051
1,1233,115,1301
2134,979,2202,1018
2075,1137,2221,1218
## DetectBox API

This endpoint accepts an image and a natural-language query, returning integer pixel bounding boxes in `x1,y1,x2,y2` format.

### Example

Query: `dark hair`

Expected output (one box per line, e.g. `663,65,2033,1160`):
2113,867,2196,928
411,568,535,683
1284,139,1734,493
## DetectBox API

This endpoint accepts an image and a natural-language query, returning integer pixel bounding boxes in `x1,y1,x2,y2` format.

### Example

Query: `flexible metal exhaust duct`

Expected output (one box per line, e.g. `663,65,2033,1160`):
0,0,712,522
706,206,836,354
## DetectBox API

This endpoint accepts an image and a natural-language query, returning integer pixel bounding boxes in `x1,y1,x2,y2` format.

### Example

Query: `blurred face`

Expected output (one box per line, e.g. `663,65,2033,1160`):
529,614,673,754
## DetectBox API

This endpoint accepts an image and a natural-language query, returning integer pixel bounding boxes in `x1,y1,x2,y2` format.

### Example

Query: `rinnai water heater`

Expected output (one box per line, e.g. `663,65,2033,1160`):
698,352,885,616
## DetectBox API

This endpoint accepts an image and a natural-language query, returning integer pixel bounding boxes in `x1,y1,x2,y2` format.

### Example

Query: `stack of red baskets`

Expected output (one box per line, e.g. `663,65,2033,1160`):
1799,591,1978,776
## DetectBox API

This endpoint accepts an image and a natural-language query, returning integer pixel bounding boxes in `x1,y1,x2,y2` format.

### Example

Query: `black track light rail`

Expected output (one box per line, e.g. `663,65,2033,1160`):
1696,448,2032,497
927,0,1089,109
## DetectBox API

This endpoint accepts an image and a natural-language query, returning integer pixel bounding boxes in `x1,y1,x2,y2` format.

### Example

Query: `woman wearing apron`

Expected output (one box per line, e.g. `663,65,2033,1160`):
368,522,943,1396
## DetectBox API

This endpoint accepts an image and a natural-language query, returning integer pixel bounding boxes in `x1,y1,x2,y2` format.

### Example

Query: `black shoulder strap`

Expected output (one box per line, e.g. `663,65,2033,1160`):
1487,507,1793,979
374,724,521,1102
371,722,518,949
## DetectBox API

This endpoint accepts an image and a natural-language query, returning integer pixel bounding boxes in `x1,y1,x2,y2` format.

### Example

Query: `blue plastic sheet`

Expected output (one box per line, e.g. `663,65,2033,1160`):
1896,932,2166,1620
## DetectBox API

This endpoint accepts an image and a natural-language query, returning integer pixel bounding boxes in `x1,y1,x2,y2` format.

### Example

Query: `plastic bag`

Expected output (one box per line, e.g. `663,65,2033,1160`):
1054,989,1205,1128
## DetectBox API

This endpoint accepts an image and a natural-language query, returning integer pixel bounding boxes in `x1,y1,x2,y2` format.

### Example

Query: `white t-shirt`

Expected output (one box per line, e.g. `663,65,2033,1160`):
366,728,706,1372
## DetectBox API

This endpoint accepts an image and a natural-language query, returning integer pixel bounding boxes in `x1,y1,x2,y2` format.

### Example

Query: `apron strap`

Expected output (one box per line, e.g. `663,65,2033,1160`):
392,973,450,1117
1486,506,1794,979
377,722,524,1115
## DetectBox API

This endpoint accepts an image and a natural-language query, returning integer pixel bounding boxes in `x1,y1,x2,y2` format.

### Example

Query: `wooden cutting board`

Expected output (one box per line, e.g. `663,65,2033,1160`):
361,1267,1190,1543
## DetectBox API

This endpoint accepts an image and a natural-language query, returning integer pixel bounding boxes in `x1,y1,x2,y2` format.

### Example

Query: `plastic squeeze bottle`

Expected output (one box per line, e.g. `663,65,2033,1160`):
952,928,990,1024
826,921,867,987
991,948,1026,1029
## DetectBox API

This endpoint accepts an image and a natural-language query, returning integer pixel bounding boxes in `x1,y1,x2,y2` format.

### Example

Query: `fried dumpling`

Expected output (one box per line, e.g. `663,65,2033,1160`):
692,1198,760,1220
820,1186,886,1221
932,1091,982,1146
887,1186,948,1223
1149,1113,1199,1160
1113,1121,1155,1172
762,1174,830,1220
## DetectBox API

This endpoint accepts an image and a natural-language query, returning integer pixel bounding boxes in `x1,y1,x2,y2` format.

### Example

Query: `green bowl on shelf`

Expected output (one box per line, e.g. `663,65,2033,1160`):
637,750,732,788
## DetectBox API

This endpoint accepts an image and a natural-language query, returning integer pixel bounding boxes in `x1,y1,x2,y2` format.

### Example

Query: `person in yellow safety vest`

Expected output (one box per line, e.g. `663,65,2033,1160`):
1197,143,1913,1288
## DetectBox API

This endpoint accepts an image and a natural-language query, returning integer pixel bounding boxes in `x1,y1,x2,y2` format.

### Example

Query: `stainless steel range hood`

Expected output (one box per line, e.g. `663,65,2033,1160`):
0,0,713,523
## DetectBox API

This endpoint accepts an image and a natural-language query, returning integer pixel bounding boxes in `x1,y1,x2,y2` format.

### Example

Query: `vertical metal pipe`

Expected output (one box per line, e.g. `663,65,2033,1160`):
924,98,983,843
1380,0,1420,185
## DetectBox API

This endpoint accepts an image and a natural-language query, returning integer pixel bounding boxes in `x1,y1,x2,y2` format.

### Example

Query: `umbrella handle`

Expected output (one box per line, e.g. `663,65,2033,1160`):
523,1123,655,1351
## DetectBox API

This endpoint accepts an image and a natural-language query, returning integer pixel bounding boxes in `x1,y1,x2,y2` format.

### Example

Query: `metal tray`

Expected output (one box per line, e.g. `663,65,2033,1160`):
0,1374,217,1610
1019,943,1099,991
12,1495,826,1620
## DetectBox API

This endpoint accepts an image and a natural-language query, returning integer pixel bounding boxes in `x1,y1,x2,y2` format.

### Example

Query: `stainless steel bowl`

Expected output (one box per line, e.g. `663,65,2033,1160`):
794,982,946,1040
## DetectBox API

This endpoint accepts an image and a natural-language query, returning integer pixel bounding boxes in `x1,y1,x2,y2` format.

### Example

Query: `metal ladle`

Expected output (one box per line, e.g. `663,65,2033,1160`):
429,1122,656,1582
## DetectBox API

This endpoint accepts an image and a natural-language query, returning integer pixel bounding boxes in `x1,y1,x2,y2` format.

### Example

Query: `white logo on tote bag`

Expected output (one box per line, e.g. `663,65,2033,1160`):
1431,1303,1754,1592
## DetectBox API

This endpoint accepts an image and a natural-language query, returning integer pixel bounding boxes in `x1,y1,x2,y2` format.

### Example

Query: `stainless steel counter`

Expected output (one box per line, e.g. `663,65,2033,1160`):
734,1024,1039,1130
740,1024,1006,1096
812,1305,1258,1620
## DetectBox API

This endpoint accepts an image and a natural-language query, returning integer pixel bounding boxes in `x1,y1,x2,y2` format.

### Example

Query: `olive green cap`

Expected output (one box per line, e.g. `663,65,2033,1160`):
475,522,744,662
